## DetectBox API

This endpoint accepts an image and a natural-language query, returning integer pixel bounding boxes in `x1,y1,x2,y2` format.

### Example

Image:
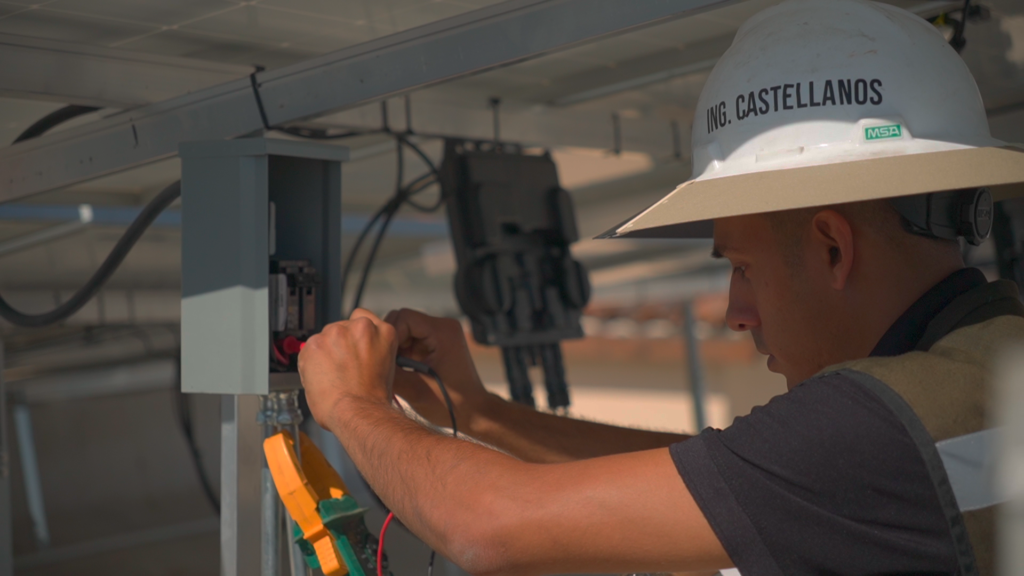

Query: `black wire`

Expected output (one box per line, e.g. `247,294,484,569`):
399,136,441,182
276,118,445,317
404,181,443,213
0,181,181,327
395,357,457,437
344,140,443,315
341,201,392,316
389,356,457,576
347,174,440,315
12,105,100,144
950,0,971,53
249,66,272,131
174,356,220,514
351,201,400,315
348,138,404,316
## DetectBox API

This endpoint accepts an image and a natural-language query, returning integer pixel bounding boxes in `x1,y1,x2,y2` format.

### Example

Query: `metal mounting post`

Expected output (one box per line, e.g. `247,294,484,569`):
683,301,707,432
221,394,263,576
12,399,49,549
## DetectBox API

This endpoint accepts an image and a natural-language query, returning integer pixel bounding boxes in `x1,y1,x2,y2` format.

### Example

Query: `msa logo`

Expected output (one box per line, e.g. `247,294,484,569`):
865,124,903,141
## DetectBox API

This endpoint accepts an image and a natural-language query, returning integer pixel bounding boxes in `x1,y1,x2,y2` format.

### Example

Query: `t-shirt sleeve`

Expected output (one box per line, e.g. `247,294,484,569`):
670,372,958,576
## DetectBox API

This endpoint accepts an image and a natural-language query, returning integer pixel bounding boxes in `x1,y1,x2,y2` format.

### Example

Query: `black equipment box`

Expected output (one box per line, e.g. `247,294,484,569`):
441,140,590,410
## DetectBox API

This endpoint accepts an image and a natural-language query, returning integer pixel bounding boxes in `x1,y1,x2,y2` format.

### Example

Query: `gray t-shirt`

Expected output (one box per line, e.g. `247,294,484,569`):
670,268,988,575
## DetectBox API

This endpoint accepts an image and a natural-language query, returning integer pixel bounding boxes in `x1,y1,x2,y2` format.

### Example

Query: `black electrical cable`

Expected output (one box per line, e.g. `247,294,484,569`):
270,105,447,320
12,105,100,144
404,181,444,213
399,136,441,182
950,0,971,53
347,175,440,315
342,143,441,316
0,180,181,327
347,138,406,316
351,203,401,315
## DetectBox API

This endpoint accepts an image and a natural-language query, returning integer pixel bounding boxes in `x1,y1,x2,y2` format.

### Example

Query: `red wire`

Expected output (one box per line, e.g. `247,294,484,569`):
378,511,395,576
378,396,401,576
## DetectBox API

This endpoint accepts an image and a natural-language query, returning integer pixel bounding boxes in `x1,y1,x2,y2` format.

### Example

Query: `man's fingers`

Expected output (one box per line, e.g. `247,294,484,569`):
349,307,382,324
387,308,436,346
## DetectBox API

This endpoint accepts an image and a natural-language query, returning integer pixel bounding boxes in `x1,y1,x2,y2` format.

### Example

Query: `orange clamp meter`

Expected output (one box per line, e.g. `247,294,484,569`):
264,430,385,576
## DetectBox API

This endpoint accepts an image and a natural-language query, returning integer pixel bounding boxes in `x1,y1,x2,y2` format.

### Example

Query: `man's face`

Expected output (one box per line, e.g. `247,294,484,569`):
713,214,836,387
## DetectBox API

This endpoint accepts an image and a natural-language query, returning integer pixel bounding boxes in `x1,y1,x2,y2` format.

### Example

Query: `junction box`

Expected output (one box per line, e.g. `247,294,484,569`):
179,138,347,395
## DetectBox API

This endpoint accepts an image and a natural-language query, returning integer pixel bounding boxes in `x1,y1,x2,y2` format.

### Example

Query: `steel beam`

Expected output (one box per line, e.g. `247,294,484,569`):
0,0,735,204
682,301,707,432
0,33,250,108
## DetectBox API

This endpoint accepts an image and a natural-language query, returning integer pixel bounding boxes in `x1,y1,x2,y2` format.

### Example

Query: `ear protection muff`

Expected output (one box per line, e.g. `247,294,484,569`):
890,188,993,246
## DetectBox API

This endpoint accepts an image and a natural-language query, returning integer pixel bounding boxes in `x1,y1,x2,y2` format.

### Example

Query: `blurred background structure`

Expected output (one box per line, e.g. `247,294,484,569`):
1,0,1023,573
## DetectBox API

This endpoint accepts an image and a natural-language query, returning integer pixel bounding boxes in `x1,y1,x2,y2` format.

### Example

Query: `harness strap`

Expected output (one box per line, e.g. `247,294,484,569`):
916,280,1024,352
839,368,979,576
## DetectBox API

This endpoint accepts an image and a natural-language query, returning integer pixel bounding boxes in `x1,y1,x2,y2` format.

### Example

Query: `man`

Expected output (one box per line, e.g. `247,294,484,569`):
299,1,1024,574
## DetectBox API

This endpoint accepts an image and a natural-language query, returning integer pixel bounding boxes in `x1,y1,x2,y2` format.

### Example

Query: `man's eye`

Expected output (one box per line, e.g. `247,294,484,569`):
733,266,747,278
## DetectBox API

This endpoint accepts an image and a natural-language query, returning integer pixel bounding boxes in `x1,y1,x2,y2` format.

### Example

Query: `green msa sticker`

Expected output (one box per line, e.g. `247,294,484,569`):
865,124,903,141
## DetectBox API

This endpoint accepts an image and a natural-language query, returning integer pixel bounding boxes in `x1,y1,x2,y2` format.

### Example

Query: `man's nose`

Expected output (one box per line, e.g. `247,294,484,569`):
726,279,761,332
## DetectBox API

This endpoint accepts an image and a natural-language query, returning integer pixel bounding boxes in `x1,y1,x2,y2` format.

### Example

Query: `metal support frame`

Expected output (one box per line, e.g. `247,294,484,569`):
0,33,249,107
682,301,707,432
12,399,50,549
259,396,281,576
221,394,263,576
0,0,733,203
0,341,10,576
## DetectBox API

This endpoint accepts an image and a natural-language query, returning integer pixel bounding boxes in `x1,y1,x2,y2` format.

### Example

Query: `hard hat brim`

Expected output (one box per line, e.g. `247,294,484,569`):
598,145,1024,239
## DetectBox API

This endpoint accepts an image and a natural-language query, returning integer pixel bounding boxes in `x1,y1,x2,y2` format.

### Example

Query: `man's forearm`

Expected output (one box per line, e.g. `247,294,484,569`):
466,393,688,463
325,397,518,572
325,397,723,576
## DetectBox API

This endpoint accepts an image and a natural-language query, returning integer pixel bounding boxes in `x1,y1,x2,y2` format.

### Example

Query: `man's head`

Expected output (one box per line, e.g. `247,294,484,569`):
713,200,964,387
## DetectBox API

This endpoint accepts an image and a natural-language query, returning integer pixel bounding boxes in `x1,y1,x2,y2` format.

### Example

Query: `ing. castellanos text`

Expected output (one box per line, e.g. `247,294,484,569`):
706,78,884,135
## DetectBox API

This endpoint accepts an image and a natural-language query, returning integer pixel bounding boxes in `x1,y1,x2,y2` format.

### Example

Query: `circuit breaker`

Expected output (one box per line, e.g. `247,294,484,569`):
180,138,346,394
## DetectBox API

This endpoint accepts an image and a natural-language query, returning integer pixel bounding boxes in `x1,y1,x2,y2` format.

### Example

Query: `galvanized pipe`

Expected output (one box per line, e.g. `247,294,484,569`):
260,394,281,576
683,301,707,432
12,401,50,548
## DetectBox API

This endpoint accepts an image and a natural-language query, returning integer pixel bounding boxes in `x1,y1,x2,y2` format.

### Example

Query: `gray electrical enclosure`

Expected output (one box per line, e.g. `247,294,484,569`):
180,138,347,395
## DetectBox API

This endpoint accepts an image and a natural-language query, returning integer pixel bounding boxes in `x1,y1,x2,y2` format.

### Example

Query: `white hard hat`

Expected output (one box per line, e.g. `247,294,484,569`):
602,0,1024,239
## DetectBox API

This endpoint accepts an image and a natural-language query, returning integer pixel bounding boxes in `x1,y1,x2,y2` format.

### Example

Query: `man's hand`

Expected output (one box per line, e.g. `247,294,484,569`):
298,309,398,433
383,309,493,430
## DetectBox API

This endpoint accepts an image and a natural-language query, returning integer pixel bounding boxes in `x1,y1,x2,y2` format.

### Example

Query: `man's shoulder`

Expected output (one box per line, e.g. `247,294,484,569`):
714,370,910,456
672,370,956,575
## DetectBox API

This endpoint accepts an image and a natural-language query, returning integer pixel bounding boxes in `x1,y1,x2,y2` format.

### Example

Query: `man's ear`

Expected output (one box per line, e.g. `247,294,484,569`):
810,210,854,290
